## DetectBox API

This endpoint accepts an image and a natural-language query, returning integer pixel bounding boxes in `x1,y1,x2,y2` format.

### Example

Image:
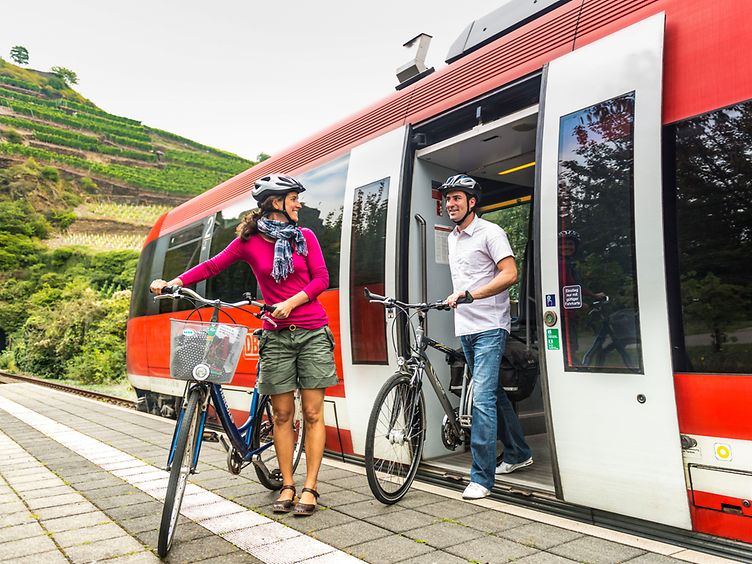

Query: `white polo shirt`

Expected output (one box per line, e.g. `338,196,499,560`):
447,216,514,336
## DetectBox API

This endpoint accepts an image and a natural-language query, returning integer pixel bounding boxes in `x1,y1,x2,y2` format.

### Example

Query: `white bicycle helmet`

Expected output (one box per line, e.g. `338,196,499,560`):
251,174,306,203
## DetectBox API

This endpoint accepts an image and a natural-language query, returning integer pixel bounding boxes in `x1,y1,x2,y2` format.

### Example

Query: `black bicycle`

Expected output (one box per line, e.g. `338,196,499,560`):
581,296,640,371
154,287,304,557
364,288,473,504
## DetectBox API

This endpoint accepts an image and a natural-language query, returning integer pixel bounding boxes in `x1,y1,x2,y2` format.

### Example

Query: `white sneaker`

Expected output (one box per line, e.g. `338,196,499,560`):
462,482,490,500
495,457,533,475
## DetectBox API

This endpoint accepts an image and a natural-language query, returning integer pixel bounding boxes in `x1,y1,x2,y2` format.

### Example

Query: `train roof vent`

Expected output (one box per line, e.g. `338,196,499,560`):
446,0,570,64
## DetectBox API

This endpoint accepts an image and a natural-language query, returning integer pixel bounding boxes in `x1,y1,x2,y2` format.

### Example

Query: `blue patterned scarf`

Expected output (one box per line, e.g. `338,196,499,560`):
256,218,308,282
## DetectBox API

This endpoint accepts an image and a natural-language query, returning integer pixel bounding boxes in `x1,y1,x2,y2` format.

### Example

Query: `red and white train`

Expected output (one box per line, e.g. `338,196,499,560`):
127,0,752,554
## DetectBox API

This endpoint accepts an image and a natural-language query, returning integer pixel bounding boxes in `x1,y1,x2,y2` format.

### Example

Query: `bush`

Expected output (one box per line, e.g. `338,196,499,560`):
2,128,23,144
40,166,59,181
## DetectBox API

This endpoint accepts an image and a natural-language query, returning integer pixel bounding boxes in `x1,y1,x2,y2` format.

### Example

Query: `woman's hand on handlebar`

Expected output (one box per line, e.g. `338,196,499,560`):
270,299,295,320
149,278,183,295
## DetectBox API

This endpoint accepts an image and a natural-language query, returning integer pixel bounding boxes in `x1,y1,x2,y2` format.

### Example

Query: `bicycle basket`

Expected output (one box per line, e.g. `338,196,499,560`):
169,319,248,384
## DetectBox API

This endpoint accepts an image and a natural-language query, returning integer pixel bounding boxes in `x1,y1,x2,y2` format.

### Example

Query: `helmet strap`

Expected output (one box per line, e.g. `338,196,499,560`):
450,193,476,225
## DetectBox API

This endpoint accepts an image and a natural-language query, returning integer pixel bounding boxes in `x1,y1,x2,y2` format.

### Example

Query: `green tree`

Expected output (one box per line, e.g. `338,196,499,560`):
10,46,29,65
51,66,78,86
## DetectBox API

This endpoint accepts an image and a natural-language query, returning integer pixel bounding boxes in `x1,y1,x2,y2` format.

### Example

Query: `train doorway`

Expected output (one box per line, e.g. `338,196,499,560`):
407,104,555,495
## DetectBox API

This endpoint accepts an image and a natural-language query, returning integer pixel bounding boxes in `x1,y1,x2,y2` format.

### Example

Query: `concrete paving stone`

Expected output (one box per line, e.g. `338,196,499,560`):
497,522,583,550
3,549,70,564
325,474,370,490
319,490,390,518
349,532,435,564
2,470,55,485
133,520,213,548
191,468,239,482
52,521,129,547
26,491,87,510
65,470,110,485
99,549,162,563
193,551,264,563
74,476,128,492
0,521,44,543
512,552,580,563
363,508,439,533
0,500,26,514
317,467,359,481
12,477,66,492
162,534,238,564
277,507,354,534
312,520,391,549
190,475,252,490
85,484,140,500
444,534,538,563
403,520,487,549
16,484,71,500
41,510,112,533
398,549,470,564
105,500,165,521
623,554,684,563
0,511,36,528
63,534,147,563
95,491,155,510
34,500,99,520
233,490,281,510
397,489,448,507
118,513,161,535
211,482,270,500
0,534,58,560
548,537,646,564
415,499,480,520
456,509,532,533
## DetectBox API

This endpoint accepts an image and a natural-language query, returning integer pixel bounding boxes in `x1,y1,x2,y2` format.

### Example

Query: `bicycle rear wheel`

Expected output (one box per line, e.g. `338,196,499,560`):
251,390,305,490
158,386,203,557
365,371,425,504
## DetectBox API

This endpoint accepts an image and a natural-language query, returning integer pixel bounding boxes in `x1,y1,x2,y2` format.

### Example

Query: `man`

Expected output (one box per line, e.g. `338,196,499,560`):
441,174,533,500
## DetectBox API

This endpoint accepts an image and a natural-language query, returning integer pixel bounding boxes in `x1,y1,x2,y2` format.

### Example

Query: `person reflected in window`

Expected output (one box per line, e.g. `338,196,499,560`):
442,174,533,501
150,174,338,517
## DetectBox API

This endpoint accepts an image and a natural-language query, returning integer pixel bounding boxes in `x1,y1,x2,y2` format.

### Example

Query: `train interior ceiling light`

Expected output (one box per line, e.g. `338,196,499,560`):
416,105,538,188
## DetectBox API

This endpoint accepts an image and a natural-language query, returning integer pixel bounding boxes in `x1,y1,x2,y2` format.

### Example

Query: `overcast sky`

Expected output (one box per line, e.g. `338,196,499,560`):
4,1,506,160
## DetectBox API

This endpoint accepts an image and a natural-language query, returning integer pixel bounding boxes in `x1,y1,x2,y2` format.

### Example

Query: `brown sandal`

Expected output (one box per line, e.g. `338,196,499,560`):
293,487,319,516
272,484,296,513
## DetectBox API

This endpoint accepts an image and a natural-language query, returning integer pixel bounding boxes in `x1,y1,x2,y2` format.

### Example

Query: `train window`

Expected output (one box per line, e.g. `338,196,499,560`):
673,99,752,374
205,200,259,304
129,239,157,318
556,92,643,373
350,178,389,364
159,221,204,314
296,154,349,289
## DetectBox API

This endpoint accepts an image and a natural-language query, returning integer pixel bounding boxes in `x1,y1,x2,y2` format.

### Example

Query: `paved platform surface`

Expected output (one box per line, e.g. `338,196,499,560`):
0,383,736,564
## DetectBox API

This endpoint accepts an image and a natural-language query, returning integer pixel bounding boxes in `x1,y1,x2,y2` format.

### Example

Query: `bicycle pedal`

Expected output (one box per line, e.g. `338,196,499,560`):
202,430,220,443
459,415,472,428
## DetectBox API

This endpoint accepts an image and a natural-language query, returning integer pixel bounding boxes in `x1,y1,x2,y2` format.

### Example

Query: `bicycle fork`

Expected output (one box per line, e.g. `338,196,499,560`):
166,384,209,473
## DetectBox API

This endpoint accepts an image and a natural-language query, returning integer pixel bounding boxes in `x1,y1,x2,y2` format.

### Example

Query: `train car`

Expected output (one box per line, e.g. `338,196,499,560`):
127,0,752,555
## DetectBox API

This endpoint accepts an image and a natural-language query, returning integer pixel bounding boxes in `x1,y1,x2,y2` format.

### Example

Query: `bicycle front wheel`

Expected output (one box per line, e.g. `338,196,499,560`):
365,371,425,504
252,390,305,490
158,387,202,557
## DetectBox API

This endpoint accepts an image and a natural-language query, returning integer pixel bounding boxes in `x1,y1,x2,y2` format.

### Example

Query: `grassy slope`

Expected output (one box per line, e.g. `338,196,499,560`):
0,59,255,197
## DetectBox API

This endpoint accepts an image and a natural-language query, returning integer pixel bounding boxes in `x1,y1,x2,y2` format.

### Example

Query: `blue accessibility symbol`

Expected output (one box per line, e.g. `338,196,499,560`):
545,294,556,307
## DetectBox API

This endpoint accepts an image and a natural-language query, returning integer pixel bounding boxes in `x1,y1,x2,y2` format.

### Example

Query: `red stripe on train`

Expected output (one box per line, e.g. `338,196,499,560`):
673,374,752,441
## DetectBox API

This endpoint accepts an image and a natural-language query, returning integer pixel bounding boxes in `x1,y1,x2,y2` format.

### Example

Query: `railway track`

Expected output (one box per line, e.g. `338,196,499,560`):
0,370,136,410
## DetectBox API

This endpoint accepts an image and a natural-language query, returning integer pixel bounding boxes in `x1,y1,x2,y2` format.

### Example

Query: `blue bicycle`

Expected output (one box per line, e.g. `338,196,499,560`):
154,286,304,557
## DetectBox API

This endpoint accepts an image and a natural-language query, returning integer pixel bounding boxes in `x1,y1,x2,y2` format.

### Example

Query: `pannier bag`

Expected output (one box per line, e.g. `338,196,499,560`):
169,319,248,384
500,339,538,402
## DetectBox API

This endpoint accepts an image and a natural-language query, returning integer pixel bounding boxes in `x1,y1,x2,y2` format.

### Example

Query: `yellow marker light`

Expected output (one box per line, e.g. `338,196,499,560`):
714,443,732,461
498,161,536,175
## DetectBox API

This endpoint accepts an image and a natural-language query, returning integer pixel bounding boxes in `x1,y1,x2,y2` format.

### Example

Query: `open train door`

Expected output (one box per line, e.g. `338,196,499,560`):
536,13,691,528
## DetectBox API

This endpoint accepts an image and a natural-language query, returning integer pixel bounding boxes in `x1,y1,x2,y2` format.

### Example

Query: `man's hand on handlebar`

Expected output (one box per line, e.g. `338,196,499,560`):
445,290,474,308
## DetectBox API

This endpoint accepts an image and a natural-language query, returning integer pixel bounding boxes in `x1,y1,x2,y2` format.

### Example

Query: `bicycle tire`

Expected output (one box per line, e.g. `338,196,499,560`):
365,371,425,504
251,391,305,490
158,387,202,557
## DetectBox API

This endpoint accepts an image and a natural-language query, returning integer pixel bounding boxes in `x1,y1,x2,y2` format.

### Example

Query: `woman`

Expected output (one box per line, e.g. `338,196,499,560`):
150,174,338,516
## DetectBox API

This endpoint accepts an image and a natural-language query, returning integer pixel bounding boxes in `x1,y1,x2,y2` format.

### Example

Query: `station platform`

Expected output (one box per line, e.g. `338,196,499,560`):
0,383,736,564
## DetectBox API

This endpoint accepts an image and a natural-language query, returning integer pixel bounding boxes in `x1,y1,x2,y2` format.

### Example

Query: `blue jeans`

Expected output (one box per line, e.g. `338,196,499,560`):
460,328,532,490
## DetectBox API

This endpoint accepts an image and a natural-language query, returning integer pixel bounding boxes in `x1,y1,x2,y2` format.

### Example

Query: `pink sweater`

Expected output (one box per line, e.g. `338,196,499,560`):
179,228,329,330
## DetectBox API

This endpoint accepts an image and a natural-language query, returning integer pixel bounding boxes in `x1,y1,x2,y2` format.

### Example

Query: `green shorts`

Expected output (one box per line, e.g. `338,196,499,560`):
257,325,339,395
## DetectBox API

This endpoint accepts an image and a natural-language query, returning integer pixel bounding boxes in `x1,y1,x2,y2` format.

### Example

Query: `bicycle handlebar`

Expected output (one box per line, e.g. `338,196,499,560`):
155,286,277,314
364,287,472,312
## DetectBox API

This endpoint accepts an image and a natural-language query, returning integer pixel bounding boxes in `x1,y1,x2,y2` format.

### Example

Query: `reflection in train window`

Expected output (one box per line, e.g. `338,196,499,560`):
160,221,204,314
350,178,389,364
556,92,643,373
296,154,349,288
673,99,752,374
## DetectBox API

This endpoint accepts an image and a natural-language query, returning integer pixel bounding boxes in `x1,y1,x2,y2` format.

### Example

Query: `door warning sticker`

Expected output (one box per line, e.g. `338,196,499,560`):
546,328,560,350
562,285,582,309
